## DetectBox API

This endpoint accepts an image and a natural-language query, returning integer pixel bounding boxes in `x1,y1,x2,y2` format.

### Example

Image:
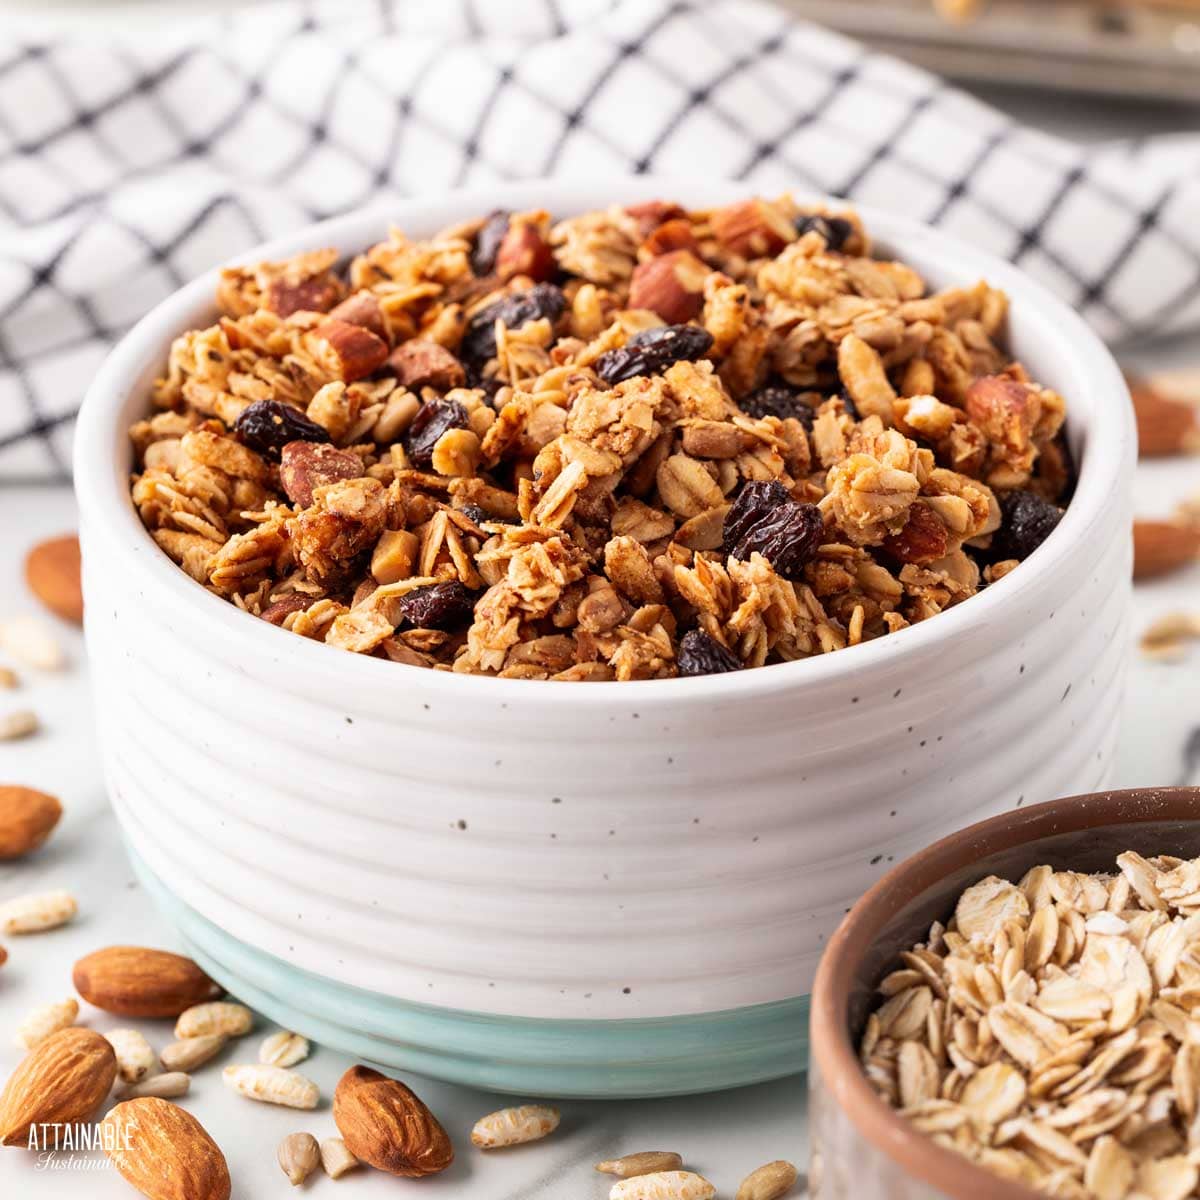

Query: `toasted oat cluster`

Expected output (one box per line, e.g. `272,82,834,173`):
129,196,1072,680
861,854,1200,1199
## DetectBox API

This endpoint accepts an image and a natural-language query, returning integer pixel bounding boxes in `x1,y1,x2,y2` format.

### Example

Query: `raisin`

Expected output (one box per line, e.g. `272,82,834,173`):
396,581,475,630
990,490,1063,561
403,398,469,468
741,385,816,430
794,214,853,252
593,324,714,386
234,400,330,462
722,479,825,579
458,503,489,525
471,210,510,275
460,283,566,369
676,629,742,677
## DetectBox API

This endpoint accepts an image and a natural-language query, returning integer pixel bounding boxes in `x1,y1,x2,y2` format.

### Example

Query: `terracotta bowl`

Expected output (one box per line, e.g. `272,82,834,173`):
809,786,1200,1200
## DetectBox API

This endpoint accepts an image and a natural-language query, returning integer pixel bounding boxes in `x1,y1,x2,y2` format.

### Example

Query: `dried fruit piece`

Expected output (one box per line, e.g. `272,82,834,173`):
396,581,475,630
0,785,62,859
223,1063,319,1109
329,290,387,338
676,629,741,677
741,385,816,429
106,1028,160,1083
387,340,466,391
176,1001,253,1040
722,480,825,579
594,324,714,386
259,1030,310,1069
235,400,331,462
280,442,363,508
1133,519,1200,580
16,998,79,1049
1129,376,1200,458
0,615,65,671
160,1035,227,1073
404,398,470,468
320,1136,360,1179
25,534,83,624
472,210,511,275
333,1065,453,1177
118,1071,191,1100
735,1159,799,1200
989,489,1062,561
74,946,220,1018
794,213,853,251
460,283,566,367
596,1152,685,1178
881,502,949,566
609,1170,716,1200
470,1104,560,1149
0,889,76,934
0,1028,117,1146
279,1131,321,1186
102,1097,231,1200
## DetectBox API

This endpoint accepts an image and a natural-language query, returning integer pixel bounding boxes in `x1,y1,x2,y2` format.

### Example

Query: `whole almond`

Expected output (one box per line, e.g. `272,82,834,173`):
736,1159,800,1200
0,785,62,859
102,1097,231,1200
0,1027,117,1146
24,534,84,624
74,946,220,1018
596,1152,686,1178
1129,377,1200,458
333,1065,453,1177
1133,519,1200,580
0,945,7,968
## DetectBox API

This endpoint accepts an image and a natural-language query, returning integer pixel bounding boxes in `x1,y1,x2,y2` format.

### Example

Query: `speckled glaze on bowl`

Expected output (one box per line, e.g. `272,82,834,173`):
74,178,1134,1097
809,787,1200,1199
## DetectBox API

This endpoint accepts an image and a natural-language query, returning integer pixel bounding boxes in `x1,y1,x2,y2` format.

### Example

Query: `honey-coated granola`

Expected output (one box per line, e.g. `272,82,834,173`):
129,197,1072,680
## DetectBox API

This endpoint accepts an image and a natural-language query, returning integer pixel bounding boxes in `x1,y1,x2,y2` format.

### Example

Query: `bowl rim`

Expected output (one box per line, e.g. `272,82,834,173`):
73,175,1134,706
809,785,1200,1200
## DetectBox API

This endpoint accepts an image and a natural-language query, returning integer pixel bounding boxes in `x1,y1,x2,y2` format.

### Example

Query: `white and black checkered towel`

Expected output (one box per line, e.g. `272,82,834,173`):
2,0,1198,480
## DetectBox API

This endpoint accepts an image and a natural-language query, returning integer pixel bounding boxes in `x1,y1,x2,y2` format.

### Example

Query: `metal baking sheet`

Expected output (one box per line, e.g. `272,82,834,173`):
782,1,1200,101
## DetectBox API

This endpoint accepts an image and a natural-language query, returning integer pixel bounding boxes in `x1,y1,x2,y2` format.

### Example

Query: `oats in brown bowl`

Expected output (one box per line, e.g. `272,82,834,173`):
129,196,1071,679
860,853,1200,1199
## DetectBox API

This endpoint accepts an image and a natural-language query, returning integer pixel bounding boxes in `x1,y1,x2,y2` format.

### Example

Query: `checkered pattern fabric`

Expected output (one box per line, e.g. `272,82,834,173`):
2,0,1198,480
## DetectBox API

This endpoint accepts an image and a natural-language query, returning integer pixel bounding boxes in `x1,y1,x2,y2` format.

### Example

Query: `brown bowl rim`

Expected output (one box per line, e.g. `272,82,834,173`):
810,785,1200,1200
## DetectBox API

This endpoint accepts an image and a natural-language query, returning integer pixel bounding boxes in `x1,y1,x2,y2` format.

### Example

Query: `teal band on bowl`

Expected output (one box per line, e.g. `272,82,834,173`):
129,847,809,1098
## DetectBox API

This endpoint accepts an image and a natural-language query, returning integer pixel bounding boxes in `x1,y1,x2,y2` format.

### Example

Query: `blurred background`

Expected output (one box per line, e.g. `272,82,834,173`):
3,0,1199,141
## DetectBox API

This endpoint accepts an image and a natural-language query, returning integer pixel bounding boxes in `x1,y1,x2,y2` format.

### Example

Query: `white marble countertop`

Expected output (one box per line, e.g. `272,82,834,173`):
0,3,1198,1196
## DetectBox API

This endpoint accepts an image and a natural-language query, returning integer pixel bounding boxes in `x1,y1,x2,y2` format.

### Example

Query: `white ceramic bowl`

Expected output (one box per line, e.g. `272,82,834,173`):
74,177,1135,1097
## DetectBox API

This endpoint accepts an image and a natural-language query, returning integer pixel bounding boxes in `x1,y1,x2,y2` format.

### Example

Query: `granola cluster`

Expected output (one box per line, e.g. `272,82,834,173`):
129,196,1071,680
861,854,1200,1199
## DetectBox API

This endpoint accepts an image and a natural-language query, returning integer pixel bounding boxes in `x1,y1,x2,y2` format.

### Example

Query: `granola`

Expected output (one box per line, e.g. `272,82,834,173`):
860,853,1200,1199
129,196,1071,680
